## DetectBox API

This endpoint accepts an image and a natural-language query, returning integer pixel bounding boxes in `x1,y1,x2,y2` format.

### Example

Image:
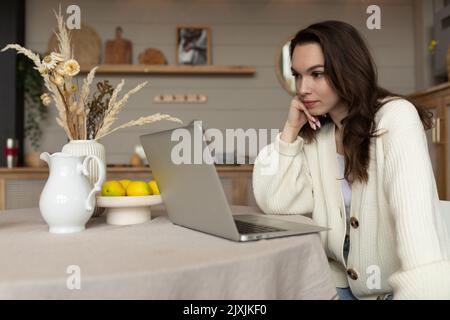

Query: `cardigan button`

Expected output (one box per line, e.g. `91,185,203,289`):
350,217,359,229
347,268,358,280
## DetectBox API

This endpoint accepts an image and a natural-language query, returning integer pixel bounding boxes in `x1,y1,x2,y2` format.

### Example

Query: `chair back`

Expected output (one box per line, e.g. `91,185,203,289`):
438,200,450,238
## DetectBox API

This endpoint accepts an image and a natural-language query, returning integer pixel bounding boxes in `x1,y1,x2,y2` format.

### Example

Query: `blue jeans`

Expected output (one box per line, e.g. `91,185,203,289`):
337,236,358,300
336,287,358,300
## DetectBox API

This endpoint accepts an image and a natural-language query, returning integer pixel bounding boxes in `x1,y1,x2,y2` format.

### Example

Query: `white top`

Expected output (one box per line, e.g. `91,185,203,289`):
253,98,450,299
337,153,351,235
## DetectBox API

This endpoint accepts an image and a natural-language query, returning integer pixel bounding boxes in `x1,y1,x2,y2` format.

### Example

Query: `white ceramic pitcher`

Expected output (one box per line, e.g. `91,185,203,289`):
39,152,106,234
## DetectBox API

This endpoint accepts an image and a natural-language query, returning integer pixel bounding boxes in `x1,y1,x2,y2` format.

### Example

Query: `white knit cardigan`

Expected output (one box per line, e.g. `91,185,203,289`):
252,99,450,299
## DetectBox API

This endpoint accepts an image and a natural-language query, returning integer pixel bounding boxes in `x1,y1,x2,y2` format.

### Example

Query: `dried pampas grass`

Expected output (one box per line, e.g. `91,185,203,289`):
95,114,183,140
2,7,182,141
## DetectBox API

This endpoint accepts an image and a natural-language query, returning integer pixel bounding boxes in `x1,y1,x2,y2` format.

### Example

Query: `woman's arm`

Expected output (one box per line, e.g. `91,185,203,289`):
252,132,314,215
382,99,450,299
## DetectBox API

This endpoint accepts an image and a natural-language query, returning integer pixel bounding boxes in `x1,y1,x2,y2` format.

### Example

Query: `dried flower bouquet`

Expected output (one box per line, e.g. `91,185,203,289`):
2,9,181,141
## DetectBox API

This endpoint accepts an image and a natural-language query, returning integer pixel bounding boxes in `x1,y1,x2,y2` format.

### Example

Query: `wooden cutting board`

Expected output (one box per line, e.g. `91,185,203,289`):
47,23,101,65
104,26,132,64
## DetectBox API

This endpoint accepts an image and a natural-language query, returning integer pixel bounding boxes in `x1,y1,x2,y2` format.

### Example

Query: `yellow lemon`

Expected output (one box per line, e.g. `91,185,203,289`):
126,181,152,196
102,180,126,196
148,180,160,195
119,179,131,189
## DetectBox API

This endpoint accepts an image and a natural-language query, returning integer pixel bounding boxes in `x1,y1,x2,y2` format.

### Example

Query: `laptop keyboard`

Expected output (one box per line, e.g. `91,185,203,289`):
234,220,286,234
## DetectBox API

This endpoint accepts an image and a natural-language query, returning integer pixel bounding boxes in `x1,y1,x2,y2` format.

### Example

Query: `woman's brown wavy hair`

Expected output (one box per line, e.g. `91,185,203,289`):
290,20,432,184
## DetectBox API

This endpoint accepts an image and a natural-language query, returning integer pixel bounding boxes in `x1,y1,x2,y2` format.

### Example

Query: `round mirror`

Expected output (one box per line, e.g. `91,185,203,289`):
275,36,296,96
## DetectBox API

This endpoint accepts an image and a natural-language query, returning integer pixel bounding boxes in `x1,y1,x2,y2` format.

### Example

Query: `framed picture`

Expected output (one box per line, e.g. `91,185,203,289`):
176,25,211,65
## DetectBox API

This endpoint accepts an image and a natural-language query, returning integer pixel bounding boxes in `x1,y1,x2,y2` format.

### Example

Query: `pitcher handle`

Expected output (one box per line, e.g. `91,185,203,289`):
82,155,106,211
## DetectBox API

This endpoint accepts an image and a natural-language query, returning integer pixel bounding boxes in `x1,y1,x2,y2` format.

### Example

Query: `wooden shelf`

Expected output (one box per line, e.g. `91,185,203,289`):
80,64,256,75
408,81,450,99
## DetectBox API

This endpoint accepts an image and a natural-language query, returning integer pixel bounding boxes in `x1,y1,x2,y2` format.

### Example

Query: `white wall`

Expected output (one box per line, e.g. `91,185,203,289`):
414,0,437,90
25,0,419,164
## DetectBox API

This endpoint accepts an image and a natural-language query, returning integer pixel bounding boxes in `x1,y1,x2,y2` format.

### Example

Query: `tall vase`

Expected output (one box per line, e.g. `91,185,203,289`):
62,140,106,217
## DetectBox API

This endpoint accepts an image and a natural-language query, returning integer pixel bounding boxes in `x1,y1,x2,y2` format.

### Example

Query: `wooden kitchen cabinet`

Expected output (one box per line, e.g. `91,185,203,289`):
408,82,450,200
0,165,255,210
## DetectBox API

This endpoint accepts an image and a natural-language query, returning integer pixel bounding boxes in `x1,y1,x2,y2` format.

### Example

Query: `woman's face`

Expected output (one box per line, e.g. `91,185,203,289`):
291,43,341,116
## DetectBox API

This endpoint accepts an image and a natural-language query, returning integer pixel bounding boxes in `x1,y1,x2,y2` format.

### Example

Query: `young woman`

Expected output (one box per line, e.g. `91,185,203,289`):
253,21,450,300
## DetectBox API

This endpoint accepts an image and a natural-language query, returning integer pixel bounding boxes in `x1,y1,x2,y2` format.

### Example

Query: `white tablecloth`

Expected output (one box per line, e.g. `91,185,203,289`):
0,205,337,300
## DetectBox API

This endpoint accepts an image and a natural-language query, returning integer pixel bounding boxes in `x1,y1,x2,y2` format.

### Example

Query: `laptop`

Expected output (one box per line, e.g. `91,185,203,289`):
139,121,328,242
